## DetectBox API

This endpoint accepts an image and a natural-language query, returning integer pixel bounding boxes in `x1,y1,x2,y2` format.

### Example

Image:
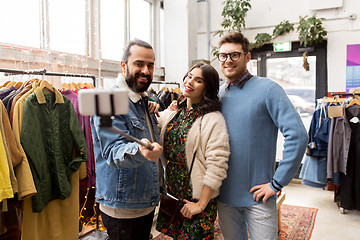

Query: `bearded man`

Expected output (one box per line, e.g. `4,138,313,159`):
91,39,163,240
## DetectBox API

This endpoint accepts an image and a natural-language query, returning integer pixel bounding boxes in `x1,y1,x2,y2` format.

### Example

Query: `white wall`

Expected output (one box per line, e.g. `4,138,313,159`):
164,0,360,93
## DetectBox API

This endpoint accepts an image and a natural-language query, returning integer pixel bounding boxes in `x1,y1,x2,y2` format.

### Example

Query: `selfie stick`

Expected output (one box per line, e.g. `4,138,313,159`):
109,127,154,150
95,94,154,150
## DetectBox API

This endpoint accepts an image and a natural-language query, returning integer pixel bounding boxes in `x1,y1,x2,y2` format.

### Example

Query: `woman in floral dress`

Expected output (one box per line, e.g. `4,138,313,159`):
156,63,230,239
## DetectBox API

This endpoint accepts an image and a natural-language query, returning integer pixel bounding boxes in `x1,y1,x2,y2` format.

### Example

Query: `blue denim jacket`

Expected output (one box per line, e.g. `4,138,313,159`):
91,87,161,209
307,104,331,157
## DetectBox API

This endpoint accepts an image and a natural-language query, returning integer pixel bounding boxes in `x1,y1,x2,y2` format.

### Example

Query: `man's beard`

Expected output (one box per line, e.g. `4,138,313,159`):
125,69,152,93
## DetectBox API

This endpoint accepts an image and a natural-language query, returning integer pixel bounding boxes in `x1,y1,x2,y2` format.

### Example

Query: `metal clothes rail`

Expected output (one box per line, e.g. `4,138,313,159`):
330,92,360,96
152,81,180,87
0,68,97,87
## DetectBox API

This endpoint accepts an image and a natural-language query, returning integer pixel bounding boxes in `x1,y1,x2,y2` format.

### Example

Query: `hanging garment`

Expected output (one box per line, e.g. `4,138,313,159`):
9,81,34,123
0,101,21,194
22,171,81,240
339,105,360,210
147,90,166,111
62,89,96,187
307,104,331,157
20,87,87,212
299,155,327,188
0,130,13,202
11,82,38,200
20,87,88,240
0,86,15,100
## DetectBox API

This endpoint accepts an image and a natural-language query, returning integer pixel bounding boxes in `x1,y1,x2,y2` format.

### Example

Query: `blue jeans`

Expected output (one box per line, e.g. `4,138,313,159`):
218,198,277,240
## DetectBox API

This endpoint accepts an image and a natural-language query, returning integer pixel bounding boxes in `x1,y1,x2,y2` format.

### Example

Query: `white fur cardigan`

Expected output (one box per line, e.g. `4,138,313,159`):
158,109,230,199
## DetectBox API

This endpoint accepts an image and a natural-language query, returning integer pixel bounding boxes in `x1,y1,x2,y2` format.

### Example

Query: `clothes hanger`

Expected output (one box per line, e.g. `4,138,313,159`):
40,80,54,92
346,96,360,108
5,81,16,88
77,82,85,89
172,88,181,94
22,78,38,87
84,82,94,89
60,82,70,91
14,81,23,89
0,80,11,88
69,82,77,91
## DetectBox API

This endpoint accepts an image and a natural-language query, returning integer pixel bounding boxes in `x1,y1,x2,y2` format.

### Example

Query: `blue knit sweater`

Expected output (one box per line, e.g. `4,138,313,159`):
219,75,308,207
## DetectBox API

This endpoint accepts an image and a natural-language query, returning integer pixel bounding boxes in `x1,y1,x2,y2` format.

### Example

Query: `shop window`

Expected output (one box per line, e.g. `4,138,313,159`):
266,57,316,162
160,6,165,67
130,0,152,44
0,0,40,48
101,0,126,61
48,0,86,55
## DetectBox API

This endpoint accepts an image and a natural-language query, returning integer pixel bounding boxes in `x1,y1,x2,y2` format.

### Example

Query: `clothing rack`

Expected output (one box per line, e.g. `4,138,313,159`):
0,68,46,76
1,67,100,232
330,92,360,96
0,68,97,87
152,81,180,87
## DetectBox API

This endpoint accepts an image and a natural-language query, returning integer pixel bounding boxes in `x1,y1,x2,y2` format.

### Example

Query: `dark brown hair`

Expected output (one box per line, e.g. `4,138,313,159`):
122,39,153,63
218,32,250,53
179,62,221,115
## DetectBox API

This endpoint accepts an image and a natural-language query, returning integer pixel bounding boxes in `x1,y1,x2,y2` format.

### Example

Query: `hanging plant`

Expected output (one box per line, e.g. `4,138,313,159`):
273,20,295,37
254,33,272,46
297,14,327,47
215,0,252,36
213,1,327,70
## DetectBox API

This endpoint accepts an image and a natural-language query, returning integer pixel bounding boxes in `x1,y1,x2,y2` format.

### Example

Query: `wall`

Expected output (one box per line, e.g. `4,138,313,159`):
164,0,360,93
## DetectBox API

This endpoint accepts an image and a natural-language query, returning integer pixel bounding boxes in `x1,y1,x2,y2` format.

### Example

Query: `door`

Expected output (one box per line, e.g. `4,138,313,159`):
251,41,327,163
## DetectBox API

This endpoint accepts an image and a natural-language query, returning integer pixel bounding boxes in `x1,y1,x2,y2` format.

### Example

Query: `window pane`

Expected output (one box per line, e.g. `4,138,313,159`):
101,0,125,61
0,0,40,48
48,0,85,55
248,59,257,76
160,7,165,67
130,0,151,43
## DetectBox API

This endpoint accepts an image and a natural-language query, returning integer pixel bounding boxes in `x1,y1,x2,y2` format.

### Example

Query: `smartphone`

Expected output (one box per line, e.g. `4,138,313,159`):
78,89,129,116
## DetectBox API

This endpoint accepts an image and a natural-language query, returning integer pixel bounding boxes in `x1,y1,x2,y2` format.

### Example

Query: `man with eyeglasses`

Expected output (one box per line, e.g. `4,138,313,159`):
216,32,308,240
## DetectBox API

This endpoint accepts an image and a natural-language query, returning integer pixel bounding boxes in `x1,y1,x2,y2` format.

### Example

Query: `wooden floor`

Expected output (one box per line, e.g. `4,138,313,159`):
151,182,360,240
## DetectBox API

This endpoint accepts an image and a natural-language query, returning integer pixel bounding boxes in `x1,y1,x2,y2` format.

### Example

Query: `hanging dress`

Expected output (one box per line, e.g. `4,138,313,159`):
339,106,360,210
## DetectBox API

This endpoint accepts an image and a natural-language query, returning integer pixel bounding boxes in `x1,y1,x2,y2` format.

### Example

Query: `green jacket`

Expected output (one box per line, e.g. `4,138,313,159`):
20,87,87,212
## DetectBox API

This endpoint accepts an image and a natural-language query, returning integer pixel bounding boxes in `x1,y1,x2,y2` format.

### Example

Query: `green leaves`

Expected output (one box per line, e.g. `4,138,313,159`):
214,1,327,53
297,15,327,47
273,20,294,37
217,0,252,35
254,33,272,44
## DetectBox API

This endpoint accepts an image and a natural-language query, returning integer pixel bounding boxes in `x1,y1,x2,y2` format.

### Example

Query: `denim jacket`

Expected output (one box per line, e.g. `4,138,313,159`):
91,79,161,209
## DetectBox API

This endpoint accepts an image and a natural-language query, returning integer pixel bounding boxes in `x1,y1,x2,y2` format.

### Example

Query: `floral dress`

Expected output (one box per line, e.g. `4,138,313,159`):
156,106,218,240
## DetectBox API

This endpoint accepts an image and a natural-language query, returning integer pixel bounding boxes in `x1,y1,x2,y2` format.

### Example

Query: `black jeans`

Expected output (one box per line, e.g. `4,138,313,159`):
100,209,155,240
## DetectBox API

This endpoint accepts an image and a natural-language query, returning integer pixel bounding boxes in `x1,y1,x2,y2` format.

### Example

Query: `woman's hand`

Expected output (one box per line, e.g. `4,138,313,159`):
148,101,160,117
180,199,203,219
167,100,178,111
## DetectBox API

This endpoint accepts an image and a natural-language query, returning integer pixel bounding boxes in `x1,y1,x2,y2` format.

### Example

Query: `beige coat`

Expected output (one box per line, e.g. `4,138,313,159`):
158,109,230,199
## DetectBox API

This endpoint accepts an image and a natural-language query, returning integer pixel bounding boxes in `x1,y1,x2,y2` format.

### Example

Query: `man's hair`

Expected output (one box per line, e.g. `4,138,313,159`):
122,39,153,62
218,32,250,53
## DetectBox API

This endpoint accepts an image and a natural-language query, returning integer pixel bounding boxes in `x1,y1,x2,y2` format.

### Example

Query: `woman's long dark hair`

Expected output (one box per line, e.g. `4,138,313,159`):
178,62,221,116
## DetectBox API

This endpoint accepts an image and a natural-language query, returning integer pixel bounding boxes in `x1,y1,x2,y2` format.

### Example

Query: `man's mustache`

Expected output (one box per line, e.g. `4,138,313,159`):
135,73,151,81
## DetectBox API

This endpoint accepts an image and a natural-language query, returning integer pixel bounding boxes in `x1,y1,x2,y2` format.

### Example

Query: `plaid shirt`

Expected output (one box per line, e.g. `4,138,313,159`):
225,70,253,91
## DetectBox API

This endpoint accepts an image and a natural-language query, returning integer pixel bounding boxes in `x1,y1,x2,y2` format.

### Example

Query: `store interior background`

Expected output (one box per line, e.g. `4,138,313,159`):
1,0,360,239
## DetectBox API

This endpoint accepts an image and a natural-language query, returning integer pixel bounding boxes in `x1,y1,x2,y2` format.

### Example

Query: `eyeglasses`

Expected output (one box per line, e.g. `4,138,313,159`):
217,52,247,62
